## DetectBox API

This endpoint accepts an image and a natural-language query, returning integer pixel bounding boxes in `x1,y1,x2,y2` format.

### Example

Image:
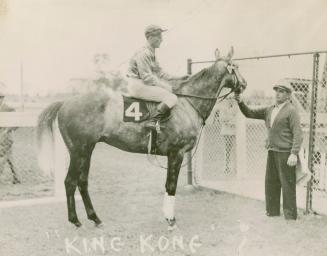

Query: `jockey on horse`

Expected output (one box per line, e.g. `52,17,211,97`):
126,25,189,131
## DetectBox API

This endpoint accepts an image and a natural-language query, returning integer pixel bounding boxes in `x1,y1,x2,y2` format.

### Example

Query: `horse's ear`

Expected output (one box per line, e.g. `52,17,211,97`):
214,49,220,60
227,46,234,60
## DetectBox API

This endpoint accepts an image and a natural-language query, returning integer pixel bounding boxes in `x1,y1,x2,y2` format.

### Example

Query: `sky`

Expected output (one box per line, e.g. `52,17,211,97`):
0,0,326,95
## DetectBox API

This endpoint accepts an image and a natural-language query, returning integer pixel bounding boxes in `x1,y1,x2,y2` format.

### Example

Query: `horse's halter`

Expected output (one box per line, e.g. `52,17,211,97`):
214,62,244,103
176,62,243,101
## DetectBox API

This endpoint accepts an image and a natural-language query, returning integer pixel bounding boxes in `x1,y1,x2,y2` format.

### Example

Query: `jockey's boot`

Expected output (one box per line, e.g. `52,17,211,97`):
145,103,170,133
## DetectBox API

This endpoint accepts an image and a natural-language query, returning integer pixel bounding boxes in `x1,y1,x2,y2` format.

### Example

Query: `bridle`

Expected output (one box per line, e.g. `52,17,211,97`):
215,63,241,103
176,63,242,100
175,63,244,122
147,61,245,169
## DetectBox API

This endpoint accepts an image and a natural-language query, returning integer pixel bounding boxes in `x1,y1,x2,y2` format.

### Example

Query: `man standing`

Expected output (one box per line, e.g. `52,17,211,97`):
127,25,188,131
235,81,303,220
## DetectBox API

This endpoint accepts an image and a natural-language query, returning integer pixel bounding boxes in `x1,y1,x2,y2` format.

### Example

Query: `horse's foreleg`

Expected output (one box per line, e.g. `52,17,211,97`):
163,150,184,229
77,155,102,227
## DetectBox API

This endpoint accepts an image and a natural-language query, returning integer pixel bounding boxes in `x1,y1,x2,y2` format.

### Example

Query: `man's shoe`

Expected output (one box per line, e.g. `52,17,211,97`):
266,212,280,217
285,216,297,221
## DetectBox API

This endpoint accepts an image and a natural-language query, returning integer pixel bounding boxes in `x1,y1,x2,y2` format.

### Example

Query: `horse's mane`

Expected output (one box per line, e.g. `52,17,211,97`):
190,66,216,83
176,63,217,91
178,57,232,89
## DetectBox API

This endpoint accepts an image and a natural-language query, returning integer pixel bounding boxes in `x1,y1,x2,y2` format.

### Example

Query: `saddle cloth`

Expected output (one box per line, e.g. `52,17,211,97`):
123,96,158,123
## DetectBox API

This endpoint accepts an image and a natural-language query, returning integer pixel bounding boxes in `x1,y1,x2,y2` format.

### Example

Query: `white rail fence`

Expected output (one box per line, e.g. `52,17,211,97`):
0,112,68,208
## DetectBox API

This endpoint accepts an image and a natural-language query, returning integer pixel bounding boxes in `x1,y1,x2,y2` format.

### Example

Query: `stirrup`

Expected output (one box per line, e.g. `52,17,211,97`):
145,121,162,133
155,121,161,133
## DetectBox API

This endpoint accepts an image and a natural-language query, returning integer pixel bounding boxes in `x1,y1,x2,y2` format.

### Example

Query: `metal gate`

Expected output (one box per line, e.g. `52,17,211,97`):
188,51,327,215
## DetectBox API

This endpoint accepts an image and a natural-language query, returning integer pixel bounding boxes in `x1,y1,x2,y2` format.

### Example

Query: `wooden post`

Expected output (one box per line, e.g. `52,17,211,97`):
20,61,25,111
186,59,193,186
306,53,319,214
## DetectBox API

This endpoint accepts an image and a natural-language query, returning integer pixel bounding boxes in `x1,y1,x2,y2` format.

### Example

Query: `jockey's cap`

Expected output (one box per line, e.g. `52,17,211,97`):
273,80,293,93
145,25,167,38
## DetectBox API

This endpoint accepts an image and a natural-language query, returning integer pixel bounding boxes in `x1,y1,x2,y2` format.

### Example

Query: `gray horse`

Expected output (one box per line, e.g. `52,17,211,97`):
36,48,247,229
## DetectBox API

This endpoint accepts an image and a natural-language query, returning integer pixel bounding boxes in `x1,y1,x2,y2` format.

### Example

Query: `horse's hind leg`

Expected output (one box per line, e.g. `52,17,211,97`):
65,150,92,227
77,156,102,227
65,152,83,227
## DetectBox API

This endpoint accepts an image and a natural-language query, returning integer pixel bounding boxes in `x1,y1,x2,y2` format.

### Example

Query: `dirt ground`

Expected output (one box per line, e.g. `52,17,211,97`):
1,144,327,256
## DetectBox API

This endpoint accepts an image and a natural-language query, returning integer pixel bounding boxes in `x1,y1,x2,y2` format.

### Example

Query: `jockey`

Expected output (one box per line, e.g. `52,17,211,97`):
127,24,188,130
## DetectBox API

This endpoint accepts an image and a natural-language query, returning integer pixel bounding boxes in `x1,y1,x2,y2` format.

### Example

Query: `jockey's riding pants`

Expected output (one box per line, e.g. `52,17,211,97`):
126,78,178,108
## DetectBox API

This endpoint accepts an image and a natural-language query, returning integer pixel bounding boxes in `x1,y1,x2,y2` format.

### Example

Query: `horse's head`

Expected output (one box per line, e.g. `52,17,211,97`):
174,47,247,121
213,47,247,94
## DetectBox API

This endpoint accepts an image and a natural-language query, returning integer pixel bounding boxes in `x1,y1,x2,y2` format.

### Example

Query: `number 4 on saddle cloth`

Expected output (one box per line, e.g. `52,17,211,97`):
123,96,171,125
123,96,171,153
123,96,150,122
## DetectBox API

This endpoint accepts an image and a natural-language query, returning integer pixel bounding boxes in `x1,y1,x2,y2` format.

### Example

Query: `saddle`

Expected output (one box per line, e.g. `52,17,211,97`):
123,96,170,123
123,96,171,154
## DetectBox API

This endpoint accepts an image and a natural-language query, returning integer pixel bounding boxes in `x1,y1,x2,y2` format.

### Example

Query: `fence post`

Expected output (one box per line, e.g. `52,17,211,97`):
20,61,25,111
186,58,193,186
235,110,247,179
306,53,320,214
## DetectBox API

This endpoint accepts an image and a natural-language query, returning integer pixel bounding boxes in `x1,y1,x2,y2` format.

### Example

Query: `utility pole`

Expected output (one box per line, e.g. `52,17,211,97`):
20,60,25,111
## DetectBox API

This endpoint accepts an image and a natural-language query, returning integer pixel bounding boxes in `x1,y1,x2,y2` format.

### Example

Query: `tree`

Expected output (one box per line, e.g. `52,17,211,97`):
0,0,8,25
93,53,125,91
69,53,127,94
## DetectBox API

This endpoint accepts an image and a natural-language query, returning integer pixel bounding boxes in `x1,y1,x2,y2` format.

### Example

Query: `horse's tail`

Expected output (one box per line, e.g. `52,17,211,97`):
36,101,64,176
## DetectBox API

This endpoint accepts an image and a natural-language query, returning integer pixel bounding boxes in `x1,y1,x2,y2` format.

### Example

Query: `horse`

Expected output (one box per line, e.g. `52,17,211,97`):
36,47,247,229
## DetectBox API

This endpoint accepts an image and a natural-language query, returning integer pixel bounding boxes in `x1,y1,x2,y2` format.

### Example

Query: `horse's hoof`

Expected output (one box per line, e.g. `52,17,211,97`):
70,219,82,228
12,179,21,184
74,222,82,228
167,223,177,231
93,218,103,228
166,218,177,231
95,222,104,228
89,215,102,227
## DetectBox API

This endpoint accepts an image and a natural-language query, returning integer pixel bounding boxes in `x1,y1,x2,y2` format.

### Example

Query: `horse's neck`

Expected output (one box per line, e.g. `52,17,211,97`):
184,97,216,121
177,77,222,121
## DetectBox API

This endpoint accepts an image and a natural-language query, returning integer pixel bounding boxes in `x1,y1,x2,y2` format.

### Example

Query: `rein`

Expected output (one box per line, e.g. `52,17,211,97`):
147,123,206,170
176,88,234,124
148,89,234,169
147,62,243,169
175,67,239,123
175,89,233,101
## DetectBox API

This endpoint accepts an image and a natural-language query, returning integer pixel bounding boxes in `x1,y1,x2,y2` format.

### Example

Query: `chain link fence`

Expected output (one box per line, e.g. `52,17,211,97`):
0,124,54,201
310,54,327,195
192,52,327,214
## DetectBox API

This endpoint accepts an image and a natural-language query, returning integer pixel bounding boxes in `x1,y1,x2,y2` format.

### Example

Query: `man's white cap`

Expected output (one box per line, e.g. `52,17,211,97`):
273,79,293,93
